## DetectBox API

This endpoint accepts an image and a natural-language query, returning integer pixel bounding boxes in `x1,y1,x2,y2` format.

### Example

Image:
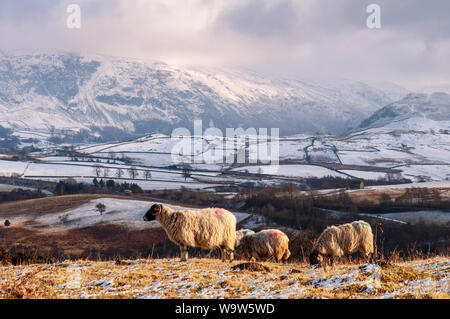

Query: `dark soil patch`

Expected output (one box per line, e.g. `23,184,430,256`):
231,262,271,272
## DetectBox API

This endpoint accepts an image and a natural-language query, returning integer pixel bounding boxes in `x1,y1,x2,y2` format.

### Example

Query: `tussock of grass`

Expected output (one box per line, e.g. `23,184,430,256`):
381,264,425,283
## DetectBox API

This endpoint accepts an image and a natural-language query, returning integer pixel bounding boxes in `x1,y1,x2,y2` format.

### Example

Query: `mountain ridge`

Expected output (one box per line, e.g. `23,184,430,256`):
0,52,409,139
357,92,450,131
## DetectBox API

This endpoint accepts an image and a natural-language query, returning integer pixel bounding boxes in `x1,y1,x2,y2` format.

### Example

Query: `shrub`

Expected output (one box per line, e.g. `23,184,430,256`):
96,203,106,215
0,189,46,203
0,248,53,265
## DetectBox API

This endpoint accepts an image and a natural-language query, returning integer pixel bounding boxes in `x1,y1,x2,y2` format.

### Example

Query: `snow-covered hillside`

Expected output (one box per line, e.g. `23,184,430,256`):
358,92,450,131
9,197,250,232
0,52,408,137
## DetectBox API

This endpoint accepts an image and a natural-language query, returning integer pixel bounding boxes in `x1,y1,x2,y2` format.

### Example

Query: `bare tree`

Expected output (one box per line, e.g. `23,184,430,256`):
96,203,106,216
128,166,139,180
49,125,55,138
144,170,152,180
116,168,124,179
182,164,192,181
93,164,103,178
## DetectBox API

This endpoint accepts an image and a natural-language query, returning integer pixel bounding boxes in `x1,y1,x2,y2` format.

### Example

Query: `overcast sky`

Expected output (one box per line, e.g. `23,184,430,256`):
1,0,450,92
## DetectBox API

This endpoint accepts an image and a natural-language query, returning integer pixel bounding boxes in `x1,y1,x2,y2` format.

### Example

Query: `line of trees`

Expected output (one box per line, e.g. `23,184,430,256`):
92,165,152,180
54,178,143,195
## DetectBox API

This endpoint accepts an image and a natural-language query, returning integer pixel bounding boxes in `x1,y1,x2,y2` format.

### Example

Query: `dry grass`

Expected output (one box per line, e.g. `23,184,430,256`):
0,224,167,259
0,257,447,299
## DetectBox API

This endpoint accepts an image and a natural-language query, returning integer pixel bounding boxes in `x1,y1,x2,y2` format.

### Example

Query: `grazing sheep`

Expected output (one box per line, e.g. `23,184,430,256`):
236,229,291,263
206,228,254,259
143,204,236,262
309,220,374,267
235,229,255,246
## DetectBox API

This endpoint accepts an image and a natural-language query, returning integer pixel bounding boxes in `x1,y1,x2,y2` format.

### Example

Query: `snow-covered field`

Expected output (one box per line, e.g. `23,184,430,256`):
0,159,226,191
364,210,450,226
340,170,389,180
1,119,449,190
364,181,450,190
231,165,348,178
0,160,29,177
396,165,450,182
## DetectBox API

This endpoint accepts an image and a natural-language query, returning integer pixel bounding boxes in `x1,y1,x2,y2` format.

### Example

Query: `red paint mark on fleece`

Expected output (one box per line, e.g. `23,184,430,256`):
269,231,282,238
214,208,224,215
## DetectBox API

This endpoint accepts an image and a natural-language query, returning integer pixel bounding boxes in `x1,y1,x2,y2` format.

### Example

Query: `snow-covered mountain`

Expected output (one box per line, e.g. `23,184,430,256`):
0,52,408,139
358,92,450,131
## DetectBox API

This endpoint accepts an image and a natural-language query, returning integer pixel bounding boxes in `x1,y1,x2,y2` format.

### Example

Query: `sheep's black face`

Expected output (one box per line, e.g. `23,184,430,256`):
143,204,162,221
309,251,321,265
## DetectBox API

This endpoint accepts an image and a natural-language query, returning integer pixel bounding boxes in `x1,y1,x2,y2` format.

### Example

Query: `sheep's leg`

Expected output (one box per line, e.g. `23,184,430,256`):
329,255,334,266
367,252,373,264
180,246,188,262
282,250,289,263
228,250,234,262
220,248,226,262
274,251,282,263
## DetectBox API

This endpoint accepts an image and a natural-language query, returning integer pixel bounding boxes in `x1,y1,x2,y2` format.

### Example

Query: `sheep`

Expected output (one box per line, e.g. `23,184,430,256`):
235,229,255,247
309,220,374,267
236,229,291,263
143,204,236,262
206,228,254,259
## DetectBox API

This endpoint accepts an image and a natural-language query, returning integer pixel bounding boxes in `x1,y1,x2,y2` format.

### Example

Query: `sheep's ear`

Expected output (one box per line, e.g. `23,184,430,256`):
151,204,162,215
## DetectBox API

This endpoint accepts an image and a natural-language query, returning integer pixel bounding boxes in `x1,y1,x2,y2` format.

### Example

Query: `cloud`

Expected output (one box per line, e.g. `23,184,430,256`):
0,0,449,92
217,0,298,37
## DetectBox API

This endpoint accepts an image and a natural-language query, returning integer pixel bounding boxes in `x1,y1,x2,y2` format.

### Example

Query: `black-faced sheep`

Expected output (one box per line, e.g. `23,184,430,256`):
235,229,255,247
236,229,291,263
143,204,236,262
309,220,374,267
